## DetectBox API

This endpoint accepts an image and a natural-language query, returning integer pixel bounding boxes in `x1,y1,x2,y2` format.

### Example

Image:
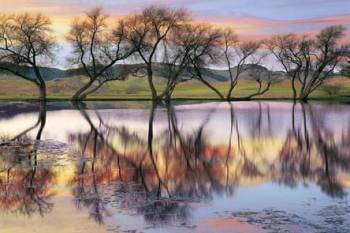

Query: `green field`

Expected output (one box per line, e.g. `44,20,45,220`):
0,74,349,101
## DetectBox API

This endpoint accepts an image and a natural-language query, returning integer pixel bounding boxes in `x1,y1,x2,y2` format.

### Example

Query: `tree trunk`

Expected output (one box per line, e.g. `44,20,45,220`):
147,68,158,100
299,86,310,102
300,94,309,102
291,76,297,101
33,67,47,101
37,81,47,101
80,82,104,100
72,79,95,100
227,84,235,100
36,100,47,140
244,82,271,100
197,73,225,100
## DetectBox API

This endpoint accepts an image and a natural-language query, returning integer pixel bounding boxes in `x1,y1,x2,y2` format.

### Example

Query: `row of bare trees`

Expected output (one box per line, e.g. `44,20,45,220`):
0,6,349,101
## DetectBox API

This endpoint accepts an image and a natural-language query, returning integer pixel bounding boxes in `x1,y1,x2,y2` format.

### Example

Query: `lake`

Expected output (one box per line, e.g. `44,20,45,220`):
0,101,349,233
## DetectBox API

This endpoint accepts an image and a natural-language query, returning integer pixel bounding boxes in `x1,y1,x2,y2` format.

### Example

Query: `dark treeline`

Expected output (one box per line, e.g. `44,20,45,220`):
0,6,349,101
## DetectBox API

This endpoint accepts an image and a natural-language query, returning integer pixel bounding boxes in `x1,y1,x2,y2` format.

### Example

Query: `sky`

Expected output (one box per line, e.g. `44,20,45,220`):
1,0,349,68
1,0,349,39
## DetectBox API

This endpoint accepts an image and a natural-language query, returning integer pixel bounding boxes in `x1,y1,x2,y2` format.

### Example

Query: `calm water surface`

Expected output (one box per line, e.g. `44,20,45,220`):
0,101,349,233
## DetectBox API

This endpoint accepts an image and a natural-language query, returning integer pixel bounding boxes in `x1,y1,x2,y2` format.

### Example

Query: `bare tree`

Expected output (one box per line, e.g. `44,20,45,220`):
222,28,239,100
246,66,275,99
223,29,271,100
266,33,304,100
154,23,207,100
155,35,192,100
123,6,190,100
267,25,349,101
297,26,349,100
183,23,225,99
67,7,135,100
0,13,55,100
145,23,227,100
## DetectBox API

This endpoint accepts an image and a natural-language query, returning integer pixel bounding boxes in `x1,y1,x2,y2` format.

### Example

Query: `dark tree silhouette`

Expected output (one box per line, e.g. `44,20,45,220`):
223,28,272,100
182,23,225,99
68,7,135,100
157,23,223,100
155,24,198,100
122,6,190,100
267,25,349,101
266,34,306,100
0,13,56,100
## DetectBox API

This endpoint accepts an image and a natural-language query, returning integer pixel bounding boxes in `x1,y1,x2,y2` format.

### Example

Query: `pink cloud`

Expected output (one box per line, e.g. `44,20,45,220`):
1,0,349,42
193,13,350,41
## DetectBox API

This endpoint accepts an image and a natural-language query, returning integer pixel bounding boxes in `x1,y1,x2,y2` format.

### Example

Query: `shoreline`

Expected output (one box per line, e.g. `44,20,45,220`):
0,96,349,103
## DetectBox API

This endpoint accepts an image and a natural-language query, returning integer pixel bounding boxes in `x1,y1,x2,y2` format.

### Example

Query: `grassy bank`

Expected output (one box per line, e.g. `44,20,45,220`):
0,75,349,102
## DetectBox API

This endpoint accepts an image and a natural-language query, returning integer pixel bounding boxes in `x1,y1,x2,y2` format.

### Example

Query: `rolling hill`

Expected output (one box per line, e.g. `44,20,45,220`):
0,62,349,100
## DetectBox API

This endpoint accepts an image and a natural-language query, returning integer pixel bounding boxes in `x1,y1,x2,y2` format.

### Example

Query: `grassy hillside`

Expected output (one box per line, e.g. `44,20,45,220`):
0,73,349,101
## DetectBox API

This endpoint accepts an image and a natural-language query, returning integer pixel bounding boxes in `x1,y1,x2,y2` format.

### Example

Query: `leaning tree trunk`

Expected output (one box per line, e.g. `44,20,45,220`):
196,72,225,100
80,81,105,100
33,67,47,101
244,82,271,100
227,87,234,101
72,79,95,101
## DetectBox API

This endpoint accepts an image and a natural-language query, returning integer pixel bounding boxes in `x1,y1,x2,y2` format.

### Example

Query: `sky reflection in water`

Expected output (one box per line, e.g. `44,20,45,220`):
0,101,349,233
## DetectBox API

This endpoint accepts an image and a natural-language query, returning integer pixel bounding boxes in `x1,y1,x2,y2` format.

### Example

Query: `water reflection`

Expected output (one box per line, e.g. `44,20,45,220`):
0,101,56,217
275,103,350,198
64,101,350,226
0,101,349,232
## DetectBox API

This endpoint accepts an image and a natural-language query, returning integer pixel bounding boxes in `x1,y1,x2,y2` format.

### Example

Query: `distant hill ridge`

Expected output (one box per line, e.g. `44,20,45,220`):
0,62,283,82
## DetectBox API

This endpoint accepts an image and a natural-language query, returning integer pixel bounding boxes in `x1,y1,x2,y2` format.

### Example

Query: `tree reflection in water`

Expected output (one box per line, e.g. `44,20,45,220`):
67,101,350,226
275,103,350,198
0,101,56,217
